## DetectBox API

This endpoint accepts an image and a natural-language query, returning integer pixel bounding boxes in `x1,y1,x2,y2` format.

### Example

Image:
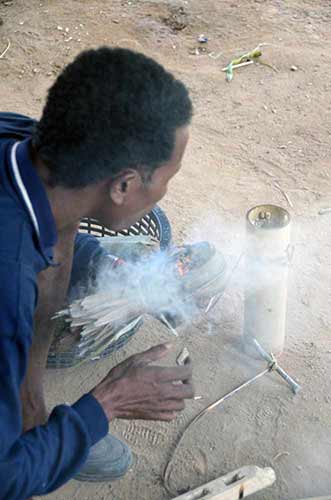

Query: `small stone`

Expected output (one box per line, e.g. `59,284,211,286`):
112,19,120,24
272,108,277,114
279,145,287,149
263,105,268,111
65,27,69,33
19,21,24,25
57,26,63,31
291,65,298,71
33,68,40,74
198,34,208,43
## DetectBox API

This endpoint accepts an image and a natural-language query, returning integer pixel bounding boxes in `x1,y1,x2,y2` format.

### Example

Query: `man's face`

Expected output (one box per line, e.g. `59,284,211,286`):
94,126,189,230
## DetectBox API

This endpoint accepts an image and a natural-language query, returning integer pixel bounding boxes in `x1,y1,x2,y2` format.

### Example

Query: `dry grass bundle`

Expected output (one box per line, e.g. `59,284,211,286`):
53,240,228,360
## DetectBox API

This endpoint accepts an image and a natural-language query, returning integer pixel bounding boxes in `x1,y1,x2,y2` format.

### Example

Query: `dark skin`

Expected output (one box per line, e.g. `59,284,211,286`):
20,126,193,437
92,343,192,422
20,223,79,431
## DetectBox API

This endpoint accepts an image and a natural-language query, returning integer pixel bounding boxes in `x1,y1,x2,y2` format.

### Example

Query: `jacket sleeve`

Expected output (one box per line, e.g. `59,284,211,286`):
0,112,36,140
0,260,109,499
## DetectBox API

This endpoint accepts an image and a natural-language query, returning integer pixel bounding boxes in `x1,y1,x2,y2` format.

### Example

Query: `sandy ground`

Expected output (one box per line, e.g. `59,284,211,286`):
1,0,331,499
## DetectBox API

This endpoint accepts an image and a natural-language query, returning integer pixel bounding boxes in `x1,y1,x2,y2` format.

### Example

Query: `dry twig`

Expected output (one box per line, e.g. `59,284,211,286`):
160,313,179,337
274,182,294,208
0,39,10,59
273,451,290,461
221,60,254,71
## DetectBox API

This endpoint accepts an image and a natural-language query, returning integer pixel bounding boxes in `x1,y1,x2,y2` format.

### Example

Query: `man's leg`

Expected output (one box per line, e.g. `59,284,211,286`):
20,228,113,431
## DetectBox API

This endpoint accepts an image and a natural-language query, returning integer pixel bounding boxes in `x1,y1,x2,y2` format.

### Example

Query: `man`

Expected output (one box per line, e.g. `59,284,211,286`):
0,47,194,499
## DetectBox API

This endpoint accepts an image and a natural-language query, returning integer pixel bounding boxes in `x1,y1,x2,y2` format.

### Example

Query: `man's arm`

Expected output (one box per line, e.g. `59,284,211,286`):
0,260,109,499
20,224,79,432
0,234,194,499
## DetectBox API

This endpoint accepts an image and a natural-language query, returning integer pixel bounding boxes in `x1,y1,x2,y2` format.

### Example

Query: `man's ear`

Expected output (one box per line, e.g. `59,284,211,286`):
109,170,142,205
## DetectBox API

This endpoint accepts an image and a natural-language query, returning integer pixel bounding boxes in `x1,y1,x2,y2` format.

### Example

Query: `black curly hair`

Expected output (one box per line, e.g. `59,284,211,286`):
33,47,192,188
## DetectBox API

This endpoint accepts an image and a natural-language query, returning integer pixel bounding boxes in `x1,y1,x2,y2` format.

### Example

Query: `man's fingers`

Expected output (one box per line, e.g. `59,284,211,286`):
134,399,185,412
161,382,195,400
156,399,185,411
141,411,177,422
149,364,193,383
117,410,177,422
132,343,173,366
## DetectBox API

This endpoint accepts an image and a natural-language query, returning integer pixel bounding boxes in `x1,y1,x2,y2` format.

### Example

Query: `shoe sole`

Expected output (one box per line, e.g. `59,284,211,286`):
75,446,133,483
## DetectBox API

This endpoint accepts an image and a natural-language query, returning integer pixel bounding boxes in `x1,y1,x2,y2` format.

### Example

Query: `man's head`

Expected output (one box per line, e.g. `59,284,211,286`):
33,47,192,229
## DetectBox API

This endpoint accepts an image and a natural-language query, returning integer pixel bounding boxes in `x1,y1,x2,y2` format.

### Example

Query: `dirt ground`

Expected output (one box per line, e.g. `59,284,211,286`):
1,0,331,499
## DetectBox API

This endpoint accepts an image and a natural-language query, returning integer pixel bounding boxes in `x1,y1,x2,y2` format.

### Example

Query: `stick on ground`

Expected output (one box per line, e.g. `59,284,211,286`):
0,40,10,59
274,182,294,208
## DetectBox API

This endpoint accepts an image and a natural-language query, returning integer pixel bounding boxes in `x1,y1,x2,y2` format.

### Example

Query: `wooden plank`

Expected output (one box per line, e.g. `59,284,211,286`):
172,465,276,500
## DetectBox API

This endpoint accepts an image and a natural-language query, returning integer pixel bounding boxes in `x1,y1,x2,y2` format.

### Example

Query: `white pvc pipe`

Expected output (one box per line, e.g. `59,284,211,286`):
243,205,291,357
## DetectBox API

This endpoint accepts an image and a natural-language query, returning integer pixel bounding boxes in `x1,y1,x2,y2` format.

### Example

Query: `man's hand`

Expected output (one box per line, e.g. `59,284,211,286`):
91,344,194,422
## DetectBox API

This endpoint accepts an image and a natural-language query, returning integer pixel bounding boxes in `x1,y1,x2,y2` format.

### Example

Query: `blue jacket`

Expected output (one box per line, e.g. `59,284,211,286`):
0,113,109,499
